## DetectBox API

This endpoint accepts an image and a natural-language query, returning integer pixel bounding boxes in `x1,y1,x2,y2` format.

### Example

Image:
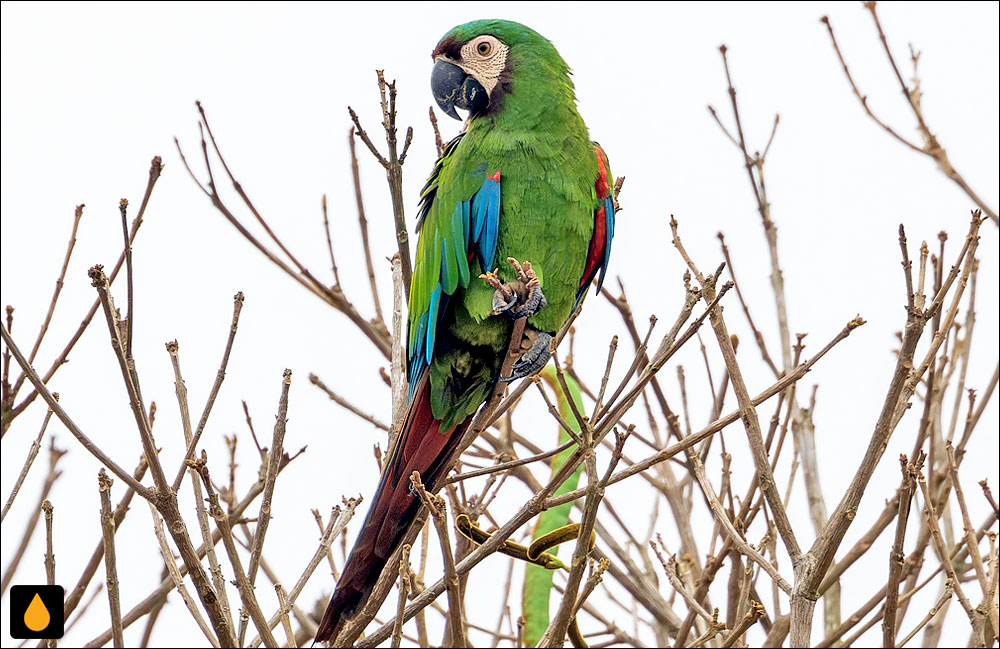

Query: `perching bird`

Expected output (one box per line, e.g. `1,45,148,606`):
315,19,616,645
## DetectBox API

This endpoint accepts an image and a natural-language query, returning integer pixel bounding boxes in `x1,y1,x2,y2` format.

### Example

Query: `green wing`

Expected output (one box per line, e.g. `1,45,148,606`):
407,134,503,399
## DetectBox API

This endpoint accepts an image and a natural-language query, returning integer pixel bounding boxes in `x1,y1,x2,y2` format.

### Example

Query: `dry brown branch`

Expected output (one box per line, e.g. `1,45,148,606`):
42,498,55,587
710,45,792,371
820,7,998,225
547,315,862,512
310,372,391,432
790,213,983,646
3,157,162,433
167,340,234,632
64,583,104,638
1,305,12,426
1,437,65,597
411,471,467,648
348,127,387,329
87,263,239,645
916,458,978,623
348,70,415,293
895,580,954,648
983,481,1000,520
717,232,780,377
170,291,245,491
247,499,361,648
696,259,802,565
190,453,278,648
149,501,220,648
690,450,791,594
42,497,57,647
176,108,392,358
651,541,717,624
26,204,84,366
84,452,304,647
947,444,991,603
321,195,341,288
818,508,998,647
538,431,626,648
721,600,765,648
98,471,124,649
883,454,921,646
389,253,409,439
2,402,55,521
239,368,293,645
63,455,147,621
429,106,445,158
390,544,412,649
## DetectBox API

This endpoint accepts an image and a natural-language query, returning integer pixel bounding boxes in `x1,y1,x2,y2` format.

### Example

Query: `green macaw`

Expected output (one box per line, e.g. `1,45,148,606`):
316,19,616,645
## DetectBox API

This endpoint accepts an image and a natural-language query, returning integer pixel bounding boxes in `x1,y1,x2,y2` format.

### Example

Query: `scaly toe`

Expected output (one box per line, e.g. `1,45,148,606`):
492,290,518,315
501,331,552,382
508,283,547,319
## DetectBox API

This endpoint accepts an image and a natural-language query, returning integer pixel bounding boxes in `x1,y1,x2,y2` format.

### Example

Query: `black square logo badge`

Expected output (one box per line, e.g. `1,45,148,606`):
9,585,64,639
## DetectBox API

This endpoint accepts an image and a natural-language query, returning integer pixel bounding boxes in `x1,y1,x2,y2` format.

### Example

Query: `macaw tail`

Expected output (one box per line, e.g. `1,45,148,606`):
314,372,471,645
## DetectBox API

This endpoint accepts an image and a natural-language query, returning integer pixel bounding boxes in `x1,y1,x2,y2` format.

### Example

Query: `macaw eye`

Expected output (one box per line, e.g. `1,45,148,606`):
469,36,499,59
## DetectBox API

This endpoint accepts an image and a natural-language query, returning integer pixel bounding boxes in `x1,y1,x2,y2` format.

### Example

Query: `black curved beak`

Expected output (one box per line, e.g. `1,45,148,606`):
431,58,488,120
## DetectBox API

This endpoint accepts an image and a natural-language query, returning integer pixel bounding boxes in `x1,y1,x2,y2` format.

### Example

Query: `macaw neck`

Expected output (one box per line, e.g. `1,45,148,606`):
470,64,586,137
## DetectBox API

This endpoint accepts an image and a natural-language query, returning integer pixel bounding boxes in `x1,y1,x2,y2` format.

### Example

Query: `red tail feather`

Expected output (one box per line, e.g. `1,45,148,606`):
314,373,469,645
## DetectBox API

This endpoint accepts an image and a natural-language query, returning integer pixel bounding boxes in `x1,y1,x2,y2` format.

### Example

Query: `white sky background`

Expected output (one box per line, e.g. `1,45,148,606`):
2,1,998,647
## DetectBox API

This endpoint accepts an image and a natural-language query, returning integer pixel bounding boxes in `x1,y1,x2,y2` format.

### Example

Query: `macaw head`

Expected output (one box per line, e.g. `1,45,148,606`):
431,19,570,121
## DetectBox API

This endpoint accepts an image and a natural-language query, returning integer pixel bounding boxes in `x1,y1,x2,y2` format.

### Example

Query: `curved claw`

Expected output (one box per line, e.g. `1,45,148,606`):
492,290,518,316
500,331,552,382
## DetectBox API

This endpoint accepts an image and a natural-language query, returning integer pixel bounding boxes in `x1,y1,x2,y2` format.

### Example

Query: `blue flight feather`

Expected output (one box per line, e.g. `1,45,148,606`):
477,175,500,271
597,197,615,290
426,285,442,366
407,162,502,395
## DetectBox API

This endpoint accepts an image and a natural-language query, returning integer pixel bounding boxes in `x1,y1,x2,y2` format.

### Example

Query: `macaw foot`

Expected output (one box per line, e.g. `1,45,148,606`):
481,258,548,319
500,329,552,382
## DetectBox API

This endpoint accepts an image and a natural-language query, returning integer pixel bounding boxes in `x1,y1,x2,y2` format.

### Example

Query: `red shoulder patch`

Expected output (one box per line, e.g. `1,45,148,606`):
594,146,611,199
581,147,611,290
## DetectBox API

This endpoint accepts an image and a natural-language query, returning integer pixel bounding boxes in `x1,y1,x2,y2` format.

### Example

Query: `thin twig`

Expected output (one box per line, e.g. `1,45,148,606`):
321,195,341,288
2,403,55,522
348,127,386,329
43,498,56,649
820,11,997,225
391,544,412,649
246,499,361,648
275,584,297,649
411,472,467,648
190,454,278,648
239,368,293,645
98,471,124,649
310,372,390,432
1,438,65,597
171,291,245,490
167,340,234,632
348,71,414,292
63,455,147,621
883,454,921,647
25,204,84,367
895,580,954,648
84,454,306,647
148,502,220,647
4,156,161,433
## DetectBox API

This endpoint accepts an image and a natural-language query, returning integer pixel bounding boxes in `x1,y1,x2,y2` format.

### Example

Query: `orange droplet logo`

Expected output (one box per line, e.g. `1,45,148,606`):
24,592,51,632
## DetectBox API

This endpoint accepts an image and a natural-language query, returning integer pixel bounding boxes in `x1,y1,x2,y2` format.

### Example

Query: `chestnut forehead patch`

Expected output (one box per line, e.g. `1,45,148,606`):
431,36,463,61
